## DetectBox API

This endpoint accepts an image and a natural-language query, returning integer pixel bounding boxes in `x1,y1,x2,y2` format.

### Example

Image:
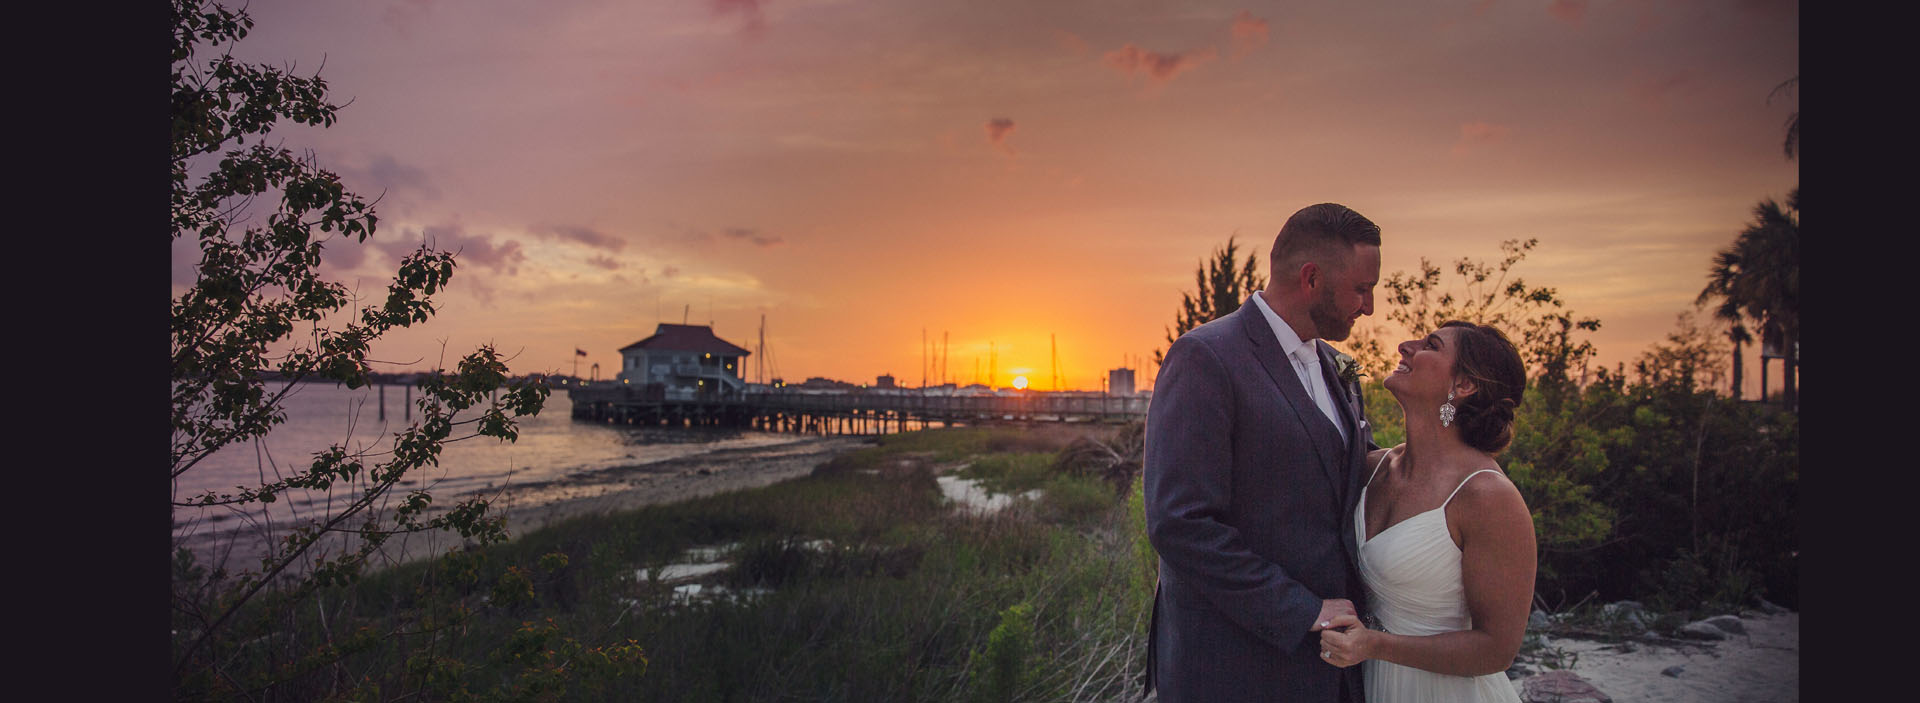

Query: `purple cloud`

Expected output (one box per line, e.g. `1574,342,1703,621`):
1104,44,1219,82
539,224,627,251
723,227,784,247
985,118,1017,155
378,223,526,276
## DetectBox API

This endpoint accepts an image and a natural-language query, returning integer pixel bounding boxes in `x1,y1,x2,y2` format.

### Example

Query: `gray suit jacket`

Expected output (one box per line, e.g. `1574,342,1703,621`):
1143,297,1375,703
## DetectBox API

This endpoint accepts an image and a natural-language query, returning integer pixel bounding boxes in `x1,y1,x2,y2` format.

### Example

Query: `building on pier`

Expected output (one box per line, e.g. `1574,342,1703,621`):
615,323,751,400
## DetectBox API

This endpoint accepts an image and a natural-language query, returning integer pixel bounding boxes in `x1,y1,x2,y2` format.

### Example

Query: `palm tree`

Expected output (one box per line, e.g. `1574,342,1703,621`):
1699,189,1798,410
1770,75,1798,160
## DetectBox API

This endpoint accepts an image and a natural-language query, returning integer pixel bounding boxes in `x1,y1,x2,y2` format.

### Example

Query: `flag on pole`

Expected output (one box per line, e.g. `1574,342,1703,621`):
575,348,588,357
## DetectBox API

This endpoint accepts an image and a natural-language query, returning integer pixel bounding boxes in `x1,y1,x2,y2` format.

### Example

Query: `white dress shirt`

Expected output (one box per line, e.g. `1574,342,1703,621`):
1249,293,1347,443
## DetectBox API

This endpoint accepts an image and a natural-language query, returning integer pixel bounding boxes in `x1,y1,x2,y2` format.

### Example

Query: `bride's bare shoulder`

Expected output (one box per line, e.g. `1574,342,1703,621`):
1448,463,1529,525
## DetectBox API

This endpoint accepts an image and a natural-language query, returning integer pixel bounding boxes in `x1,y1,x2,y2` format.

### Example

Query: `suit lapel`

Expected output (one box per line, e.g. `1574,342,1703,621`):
1237,301,1346,486
1316,341,1373,574
1315,342,1360,449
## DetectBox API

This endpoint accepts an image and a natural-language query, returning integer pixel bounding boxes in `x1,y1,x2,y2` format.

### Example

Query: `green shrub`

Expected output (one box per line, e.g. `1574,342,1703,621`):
959,452,1058,494
1039,474,1116,525
969,601,1037,702
1126,474,1158,615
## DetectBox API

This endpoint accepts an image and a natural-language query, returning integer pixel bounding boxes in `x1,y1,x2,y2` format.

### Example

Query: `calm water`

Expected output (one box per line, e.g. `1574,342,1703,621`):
173,382,804,542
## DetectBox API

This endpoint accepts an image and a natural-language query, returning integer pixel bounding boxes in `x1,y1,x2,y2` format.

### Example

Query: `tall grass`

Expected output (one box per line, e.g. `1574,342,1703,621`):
182,424,1154,702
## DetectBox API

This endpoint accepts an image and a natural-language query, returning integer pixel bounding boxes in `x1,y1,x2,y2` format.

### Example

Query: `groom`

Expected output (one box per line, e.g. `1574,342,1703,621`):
1144,203,1381,703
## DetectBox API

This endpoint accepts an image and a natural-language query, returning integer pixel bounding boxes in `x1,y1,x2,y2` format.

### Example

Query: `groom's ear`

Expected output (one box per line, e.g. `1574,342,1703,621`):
1297,261,1321,291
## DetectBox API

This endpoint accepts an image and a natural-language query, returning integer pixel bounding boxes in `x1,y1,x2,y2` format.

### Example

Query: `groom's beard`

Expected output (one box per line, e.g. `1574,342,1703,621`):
1310,289,1354,342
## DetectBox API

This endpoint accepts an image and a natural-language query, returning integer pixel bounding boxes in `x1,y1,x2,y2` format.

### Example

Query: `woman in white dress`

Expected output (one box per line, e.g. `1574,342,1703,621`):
1317,321,1536,703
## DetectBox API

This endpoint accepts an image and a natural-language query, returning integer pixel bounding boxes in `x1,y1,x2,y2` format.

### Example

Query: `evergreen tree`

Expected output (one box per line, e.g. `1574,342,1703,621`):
1153,236,1265,366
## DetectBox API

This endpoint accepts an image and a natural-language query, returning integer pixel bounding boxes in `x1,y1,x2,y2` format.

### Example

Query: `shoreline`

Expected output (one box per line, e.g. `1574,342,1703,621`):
493,434,876,535
175,434,876,576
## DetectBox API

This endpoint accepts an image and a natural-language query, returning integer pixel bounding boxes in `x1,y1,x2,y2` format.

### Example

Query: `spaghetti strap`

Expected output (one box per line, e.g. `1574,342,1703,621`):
1441,469,1502,509
1364,449,1393,488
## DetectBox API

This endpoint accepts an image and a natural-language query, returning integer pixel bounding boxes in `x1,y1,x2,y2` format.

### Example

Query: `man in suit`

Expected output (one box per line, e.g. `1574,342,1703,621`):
1144,203,1382,703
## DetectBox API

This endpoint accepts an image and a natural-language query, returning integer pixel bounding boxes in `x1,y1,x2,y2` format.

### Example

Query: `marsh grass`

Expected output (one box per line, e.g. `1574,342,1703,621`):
183,424,1153,702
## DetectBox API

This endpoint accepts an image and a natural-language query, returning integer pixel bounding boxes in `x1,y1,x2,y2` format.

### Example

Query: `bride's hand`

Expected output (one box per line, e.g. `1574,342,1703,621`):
1318,613,1371,668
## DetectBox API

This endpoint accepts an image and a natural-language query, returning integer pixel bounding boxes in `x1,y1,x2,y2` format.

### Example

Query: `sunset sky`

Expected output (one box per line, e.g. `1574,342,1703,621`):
172,0,1798,395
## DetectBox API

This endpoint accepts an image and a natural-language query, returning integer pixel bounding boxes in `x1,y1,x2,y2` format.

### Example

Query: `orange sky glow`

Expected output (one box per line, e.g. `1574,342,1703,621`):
172,0,1798,396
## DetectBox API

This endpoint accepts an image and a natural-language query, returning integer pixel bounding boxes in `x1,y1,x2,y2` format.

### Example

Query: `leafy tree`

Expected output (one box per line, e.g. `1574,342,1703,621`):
1379,238,1602,405
1370,240,1616,588
1154,235,1265,366
1632,309,1729,394
170,0,552,687
1697,189,1799,411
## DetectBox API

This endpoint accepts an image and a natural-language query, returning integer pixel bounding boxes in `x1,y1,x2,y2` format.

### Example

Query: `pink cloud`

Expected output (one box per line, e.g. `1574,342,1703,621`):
586,254,622,270
1103,44,1219,82
1452,121,1511,155
1054,29,1090,57
712,0,768,37
1549,0,1589,25
1230,11,1270,56
985,117,1017,156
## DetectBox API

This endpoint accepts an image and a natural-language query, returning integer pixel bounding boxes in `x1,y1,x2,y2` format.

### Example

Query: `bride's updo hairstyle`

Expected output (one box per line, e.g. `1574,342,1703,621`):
1439,320,1528,455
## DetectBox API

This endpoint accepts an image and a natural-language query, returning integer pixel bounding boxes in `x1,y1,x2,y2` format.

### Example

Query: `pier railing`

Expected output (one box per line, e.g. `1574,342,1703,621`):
567,385,1149,432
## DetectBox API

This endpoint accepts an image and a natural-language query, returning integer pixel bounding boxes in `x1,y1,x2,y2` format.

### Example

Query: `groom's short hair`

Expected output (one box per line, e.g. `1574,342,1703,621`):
1271,203,1381,281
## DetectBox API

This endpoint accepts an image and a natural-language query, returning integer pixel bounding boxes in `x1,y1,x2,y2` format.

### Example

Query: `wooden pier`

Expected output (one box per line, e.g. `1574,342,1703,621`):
567,386,1149,435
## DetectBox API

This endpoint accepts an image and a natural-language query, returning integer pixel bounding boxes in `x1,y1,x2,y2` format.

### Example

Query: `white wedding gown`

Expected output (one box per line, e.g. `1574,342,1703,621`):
1354,455,1523,703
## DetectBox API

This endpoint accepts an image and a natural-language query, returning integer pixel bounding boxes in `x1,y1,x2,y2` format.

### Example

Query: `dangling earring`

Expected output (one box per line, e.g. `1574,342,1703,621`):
1439,389,1456,428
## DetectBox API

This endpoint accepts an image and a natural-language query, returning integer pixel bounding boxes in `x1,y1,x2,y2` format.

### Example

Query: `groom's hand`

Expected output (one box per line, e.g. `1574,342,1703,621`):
1319,613,1370,668
1309,599,1357,632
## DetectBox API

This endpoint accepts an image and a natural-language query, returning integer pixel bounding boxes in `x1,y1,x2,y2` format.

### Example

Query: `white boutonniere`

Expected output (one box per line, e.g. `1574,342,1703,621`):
1331,351,1364,389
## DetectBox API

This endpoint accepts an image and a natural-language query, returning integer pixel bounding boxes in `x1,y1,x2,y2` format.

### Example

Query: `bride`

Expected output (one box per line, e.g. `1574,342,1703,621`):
1318,321,1537,702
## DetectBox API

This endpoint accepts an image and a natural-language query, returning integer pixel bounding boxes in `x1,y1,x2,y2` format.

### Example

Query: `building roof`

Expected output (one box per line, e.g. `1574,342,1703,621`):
619,324,752,356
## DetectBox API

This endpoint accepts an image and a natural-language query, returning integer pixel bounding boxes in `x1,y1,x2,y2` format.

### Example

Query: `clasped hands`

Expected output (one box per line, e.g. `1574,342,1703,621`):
1309,599,1370,669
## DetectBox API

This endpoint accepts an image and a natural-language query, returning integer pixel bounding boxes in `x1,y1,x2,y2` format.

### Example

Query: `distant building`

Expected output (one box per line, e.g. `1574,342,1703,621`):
1108,367,1136,396
799,376,858,391
614,323,751,400
876,373,896,389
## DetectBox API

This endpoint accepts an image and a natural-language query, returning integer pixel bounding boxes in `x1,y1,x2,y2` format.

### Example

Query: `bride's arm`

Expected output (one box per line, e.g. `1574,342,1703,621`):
1320,472,1537,677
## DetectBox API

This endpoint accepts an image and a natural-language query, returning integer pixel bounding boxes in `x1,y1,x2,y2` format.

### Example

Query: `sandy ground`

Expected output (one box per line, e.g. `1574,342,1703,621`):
179,435,876,576
1524,612,1799,702
492,434,874,534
